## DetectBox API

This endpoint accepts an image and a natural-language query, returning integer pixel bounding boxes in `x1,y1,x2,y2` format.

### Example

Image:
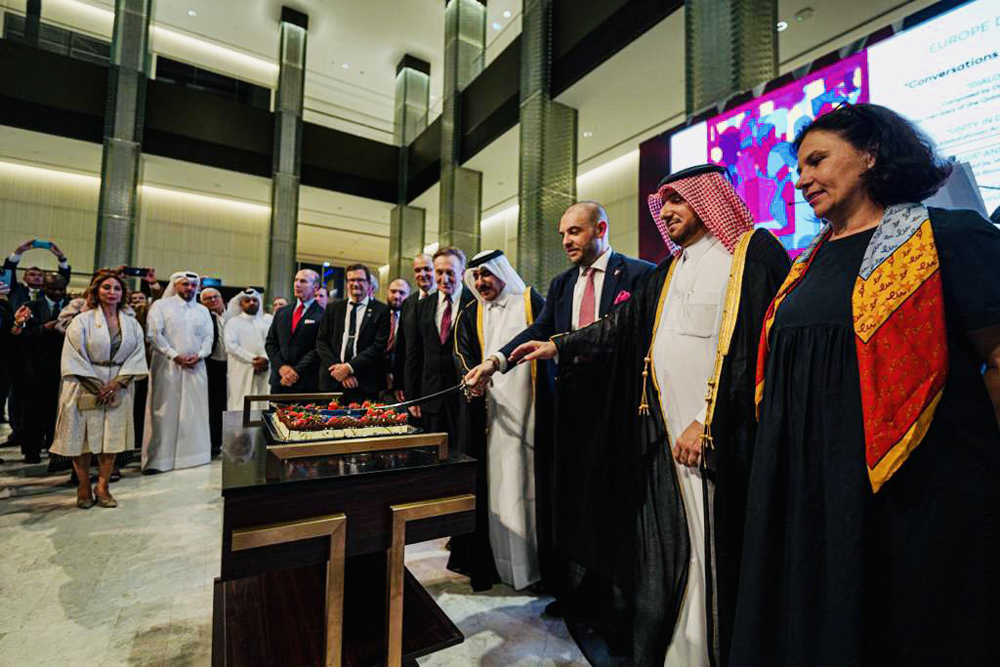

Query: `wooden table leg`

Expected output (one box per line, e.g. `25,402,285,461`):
232,513,347,667
385,494,475,667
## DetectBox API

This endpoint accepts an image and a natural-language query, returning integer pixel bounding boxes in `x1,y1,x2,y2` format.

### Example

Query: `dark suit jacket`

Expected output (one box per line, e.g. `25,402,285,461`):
497,251,655,365
404,289,474,414
265,301,323,392
18,297,69,381
391,290,431,393
3,258,72,310
316,298,390,395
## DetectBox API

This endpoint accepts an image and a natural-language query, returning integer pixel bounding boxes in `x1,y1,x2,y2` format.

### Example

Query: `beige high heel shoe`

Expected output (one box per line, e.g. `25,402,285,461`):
76,487,94,510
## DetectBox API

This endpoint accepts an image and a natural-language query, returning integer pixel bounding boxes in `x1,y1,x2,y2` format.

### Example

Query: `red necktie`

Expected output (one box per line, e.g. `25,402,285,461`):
387,310,398,351
439,299,452,345
578,268,597,328
291,303,305,333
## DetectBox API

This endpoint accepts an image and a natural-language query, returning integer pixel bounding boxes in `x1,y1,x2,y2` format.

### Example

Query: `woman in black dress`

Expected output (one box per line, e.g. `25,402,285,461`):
731,104,1000,666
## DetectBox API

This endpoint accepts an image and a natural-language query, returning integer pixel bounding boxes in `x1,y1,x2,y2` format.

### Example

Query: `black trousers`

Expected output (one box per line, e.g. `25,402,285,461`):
0,360,10,422
422,397,460,445
205,358,226,454
133,377,148,448
20,370,60,458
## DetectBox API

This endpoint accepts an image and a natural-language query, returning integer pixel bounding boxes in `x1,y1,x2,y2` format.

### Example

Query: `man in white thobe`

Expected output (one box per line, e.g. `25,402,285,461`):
454,250,547,590
142,271,214,472
653,231,730,667
224,288,270,411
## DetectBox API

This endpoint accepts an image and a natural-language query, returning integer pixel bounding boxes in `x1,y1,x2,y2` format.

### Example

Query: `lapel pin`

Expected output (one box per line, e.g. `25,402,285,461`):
614,268,621,276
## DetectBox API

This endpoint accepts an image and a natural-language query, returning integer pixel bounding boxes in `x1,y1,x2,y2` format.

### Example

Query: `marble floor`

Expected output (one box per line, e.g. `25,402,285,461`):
0,425,586,666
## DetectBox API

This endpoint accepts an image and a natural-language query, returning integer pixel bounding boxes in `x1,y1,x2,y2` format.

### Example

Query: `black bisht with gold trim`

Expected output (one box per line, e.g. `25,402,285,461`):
551,228,789,666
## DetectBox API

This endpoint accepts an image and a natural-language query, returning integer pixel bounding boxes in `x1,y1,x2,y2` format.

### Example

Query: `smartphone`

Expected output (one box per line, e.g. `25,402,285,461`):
201,277,223,288
32,240,53,250
0,269,12,289
121,266,150,278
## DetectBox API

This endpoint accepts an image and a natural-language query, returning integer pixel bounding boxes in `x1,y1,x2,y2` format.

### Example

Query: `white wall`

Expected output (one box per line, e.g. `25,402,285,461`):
0,160,100,286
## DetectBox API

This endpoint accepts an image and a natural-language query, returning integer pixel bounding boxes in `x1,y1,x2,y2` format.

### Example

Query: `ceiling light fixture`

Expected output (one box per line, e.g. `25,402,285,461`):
342,63,349,69
776,20,788,32
503,10,511,18
492,22,502,30
796,7,815,22
583,131,593,138
187,9,196,17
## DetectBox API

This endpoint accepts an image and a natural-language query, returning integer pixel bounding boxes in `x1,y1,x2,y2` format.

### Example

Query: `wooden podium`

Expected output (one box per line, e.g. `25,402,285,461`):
213,411,477,666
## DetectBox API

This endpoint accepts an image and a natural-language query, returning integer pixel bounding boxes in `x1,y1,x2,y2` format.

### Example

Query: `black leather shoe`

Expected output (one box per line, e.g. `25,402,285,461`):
544,600,564,618
23,452,41,464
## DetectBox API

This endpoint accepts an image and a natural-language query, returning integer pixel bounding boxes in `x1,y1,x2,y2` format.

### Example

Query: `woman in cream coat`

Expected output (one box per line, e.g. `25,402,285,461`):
51,270,148,509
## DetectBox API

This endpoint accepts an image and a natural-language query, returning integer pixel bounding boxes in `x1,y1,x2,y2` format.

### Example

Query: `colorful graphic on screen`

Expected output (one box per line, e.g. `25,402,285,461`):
706,53,869,256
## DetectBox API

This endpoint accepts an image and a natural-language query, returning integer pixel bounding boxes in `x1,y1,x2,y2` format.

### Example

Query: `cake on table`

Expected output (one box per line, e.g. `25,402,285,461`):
270,400,411,441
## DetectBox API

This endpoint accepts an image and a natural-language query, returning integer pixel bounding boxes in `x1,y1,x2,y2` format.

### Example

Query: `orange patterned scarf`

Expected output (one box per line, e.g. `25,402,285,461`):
755,203,948,492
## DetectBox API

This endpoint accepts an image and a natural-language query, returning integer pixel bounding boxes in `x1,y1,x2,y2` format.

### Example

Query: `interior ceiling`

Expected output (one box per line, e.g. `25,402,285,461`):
94,0,522,137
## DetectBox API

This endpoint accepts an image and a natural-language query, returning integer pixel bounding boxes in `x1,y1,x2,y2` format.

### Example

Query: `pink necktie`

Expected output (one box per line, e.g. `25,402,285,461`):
578,268,597,328
439,299,452,344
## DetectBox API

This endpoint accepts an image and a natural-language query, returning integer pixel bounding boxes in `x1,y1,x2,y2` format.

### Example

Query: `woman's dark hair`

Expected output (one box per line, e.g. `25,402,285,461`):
793,103,952,207
86,269,130,312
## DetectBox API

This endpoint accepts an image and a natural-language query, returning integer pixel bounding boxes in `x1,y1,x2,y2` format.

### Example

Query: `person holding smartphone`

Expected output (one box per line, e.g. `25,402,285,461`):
3,239,72,310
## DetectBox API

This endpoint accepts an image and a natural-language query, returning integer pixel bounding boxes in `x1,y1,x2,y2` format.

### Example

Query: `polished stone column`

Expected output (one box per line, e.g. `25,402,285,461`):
390,55,430,281
266,7,308,302
517,0,578,292
685,0,777,115
438,0,486,256
94,0,152,269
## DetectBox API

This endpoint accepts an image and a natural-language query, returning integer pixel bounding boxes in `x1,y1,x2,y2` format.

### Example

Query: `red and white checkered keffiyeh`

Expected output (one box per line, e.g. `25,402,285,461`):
646,171,756,257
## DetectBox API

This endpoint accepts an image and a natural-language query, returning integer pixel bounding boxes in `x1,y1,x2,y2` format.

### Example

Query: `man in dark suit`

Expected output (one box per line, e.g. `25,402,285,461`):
265,269,323,394
317,264,391,404
466,201,654,379
382,277,411,400
2,240,72,443
9,273,69,463
463,200,654,615
391,254,435,403
199,287,228,456
404,247,473,439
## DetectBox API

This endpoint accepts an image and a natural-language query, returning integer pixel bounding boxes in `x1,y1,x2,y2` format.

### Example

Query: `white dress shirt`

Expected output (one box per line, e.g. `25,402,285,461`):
340,296,369,361
435,285,463,336
571,245,613,330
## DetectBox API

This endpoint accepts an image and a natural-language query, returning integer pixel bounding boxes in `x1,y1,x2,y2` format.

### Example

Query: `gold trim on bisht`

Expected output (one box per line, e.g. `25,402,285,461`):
639,260,679,416
701,230,753,450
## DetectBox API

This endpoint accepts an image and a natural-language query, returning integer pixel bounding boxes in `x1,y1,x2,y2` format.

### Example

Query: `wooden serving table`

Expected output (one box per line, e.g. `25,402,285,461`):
213,410,477,667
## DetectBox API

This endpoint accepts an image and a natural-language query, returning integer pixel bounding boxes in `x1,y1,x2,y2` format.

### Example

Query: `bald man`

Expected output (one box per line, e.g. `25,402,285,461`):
463,200,654,616
265,269,322,393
